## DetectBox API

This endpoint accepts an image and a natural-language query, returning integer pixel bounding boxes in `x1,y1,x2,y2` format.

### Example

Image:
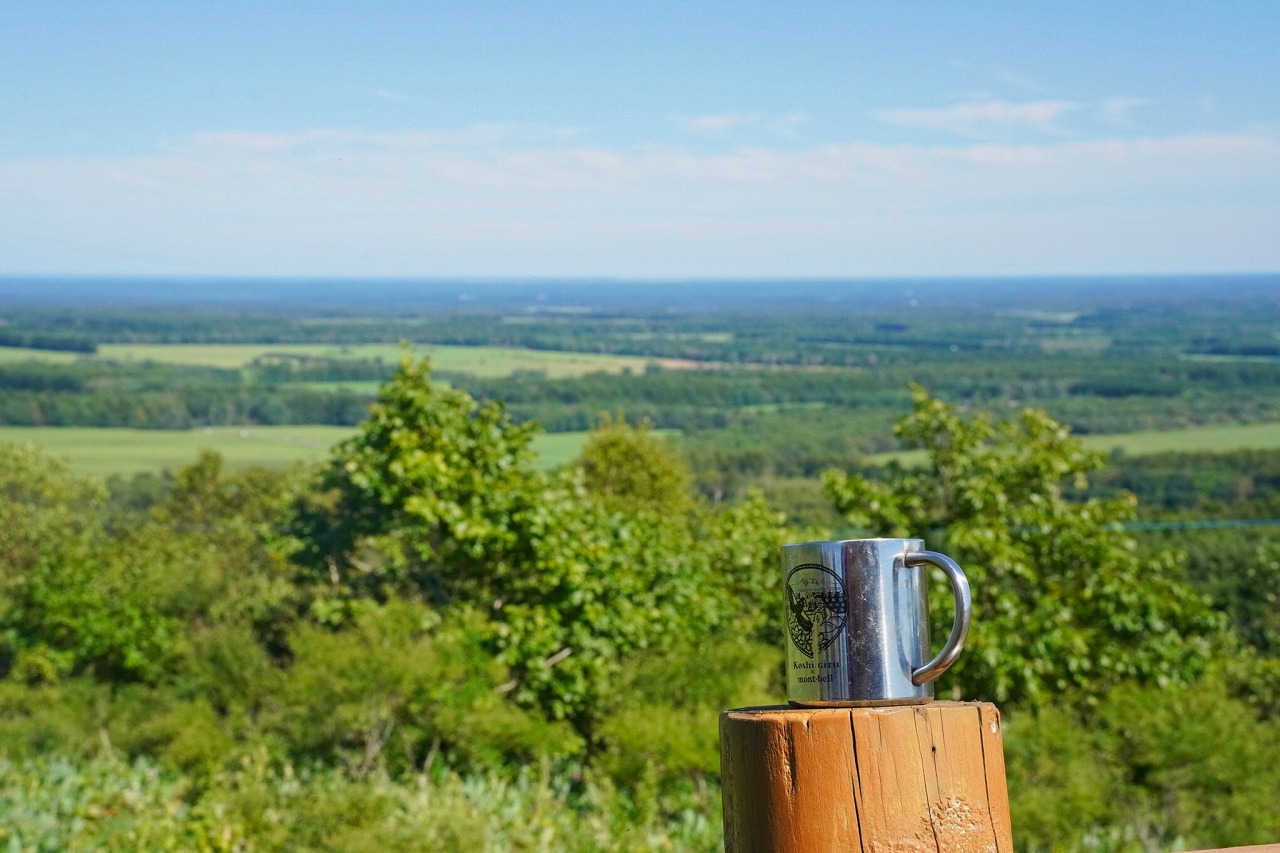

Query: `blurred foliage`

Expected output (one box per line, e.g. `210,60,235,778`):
575,413,693,514
1006,674,1280,851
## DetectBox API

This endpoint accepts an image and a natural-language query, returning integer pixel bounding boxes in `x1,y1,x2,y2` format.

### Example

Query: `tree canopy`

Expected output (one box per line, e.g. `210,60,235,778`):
823,386,1222,706
289,357,787,732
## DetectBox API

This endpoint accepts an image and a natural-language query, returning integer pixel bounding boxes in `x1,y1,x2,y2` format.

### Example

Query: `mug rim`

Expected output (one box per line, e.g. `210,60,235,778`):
783,536,923,548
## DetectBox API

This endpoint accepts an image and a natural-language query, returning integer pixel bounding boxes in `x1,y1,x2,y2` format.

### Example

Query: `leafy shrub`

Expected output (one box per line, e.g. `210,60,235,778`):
0,678,112,761
1005,676,1280,851
289,357,791,737
263,600,583,775
824,387,1222,707
596,639,779,790
0,443,176,683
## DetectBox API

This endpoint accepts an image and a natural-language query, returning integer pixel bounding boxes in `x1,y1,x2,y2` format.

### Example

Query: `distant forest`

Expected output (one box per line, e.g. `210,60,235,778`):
2,276,1279,491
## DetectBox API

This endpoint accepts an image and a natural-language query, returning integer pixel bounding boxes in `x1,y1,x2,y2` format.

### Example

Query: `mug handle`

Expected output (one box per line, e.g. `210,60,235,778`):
905,551,972,686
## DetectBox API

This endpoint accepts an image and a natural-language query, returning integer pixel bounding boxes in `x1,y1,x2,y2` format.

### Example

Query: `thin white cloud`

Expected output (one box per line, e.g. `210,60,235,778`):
771,112,809,138
948,61,1051,96
2,127,1278,276
171,123,585,155
1099,97,1152,126
369,87,409,103
674,113,761,135
674,112,809,139
877,100,1076,135
991,69,1051,96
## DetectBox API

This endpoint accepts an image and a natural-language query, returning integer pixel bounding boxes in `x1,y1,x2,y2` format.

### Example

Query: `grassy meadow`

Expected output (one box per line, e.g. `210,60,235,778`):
6,334,1280,481
0,347,81,364
867,419,1280,467
0,425,591,477
93,343,696,378
6,417,1280,481
0,341,700,379
0,341,689,476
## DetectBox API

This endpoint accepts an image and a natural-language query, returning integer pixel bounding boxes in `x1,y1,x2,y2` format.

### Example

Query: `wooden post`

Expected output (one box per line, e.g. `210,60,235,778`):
720,701,1012,853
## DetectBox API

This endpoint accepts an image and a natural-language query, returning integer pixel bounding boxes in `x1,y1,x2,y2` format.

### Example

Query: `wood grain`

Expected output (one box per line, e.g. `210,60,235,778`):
720,702,1012,853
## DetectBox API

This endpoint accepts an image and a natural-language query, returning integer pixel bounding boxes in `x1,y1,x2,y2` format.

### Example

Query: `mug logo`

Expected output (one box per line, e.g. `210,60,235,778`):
786,564,849,659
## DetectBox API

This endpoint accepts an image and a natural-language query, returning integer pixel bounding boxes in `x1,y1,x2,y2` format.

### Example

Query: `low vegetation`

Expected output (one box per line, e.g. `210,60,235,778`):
0,425,586,478
1,356,1277,850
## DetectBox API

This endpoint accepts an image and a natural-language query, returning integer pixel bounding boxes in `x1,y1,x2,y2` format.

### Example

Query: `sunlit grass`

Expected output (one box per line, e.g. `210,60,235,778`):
0,425,592,477
869,420,1280,467
0,347,82,364
91,343,690,378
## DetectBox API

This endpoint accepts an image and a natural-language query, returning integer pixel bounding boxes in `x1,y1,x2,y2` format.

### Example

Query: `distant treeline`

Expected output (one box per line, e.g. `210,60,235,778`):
250,354,394,383
1190,341,1280,358
1091,447,1280,515
0,328,96,353
3,297,1280,504
0,362,370,428
0,387,372,429
1,353,1280,452
6,284,1280,366
465,356,1280,424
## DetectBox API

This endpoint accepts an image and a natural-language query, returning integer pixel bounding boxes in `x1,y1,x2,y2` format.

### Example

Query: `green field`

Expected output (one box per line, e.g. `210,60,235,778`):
0,346,82,364
8,419,1280,482
870,420,1280,467
0,342,699,378
1086,421,1280,455
0,425,591,478
91,343,692,378
0,426,353,478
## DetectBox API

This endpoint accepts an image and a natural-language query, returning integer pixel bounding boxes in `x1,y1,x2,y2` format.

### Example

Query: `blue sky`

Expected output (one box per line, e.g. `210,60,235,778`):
2,1,1278,278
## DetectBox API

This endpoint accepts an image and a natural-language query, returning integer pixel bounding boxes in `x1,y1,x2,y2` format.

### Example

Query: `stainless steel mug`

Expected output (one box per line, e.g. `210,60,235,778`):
782,538,971,706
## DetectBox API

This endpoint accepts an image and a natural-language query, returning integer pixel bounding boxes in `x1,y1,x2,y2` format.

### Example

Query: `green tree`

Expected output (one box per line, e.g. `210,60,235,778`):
822,387,1222,707
288,360,659,729
290,358,792,737
0,444,174,683
574,414,692,513
289,356,540,610
132,451,301,642
261,599,583,776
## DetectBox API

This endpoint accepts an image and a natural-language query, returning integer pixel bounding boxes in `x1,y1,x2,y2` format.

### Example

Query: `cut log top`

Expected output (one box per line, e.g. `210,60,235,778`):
720,701,1012,853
